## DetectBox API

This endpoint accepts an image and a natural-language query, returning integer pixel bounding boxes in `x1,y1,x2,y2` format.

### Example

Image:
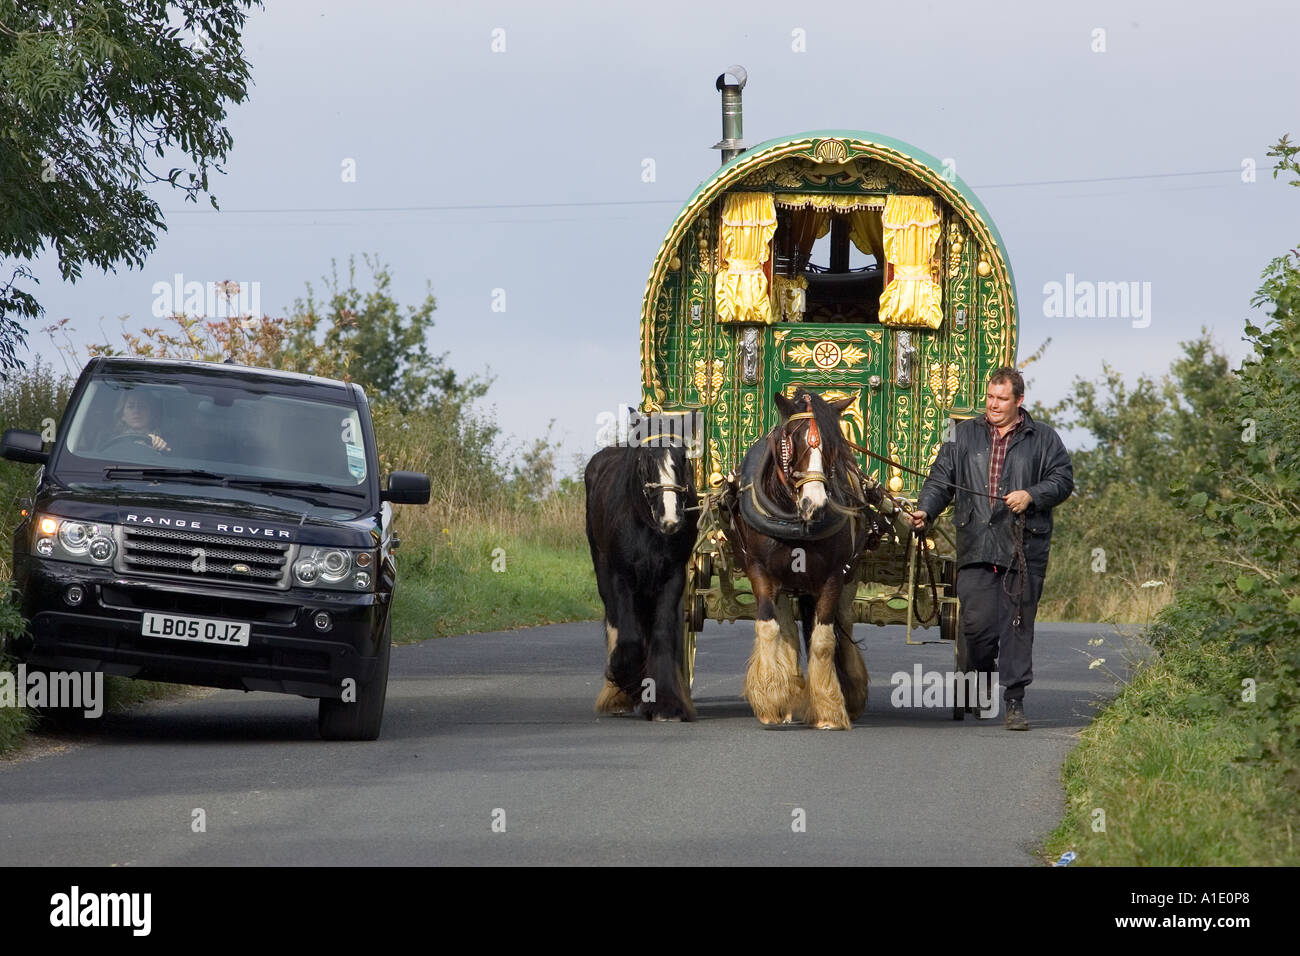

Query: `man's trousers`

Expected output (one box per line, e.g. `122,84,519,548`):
954,563,1045,703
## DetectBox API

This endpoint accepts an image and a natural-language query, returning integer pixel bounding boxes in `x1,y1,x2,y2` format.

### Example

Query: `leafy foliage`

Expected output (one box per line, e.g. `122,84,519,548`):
1030,330,1240,622
1037,330,1240,501
0,0,261,374
1179,154,1300,777
0,358,74,580
285,255,489,417
36,259,527,517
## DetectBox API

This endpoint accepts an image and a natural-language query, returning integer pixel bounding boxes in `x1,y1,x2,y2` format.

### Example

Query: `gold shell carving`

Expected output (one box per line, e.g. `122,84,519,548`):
814,139,849,163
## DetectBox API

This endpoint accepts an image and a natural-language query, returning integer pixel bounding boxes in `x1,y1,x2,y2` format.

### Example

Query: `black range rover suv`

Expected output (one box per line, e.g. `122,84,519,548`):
1,357,430,740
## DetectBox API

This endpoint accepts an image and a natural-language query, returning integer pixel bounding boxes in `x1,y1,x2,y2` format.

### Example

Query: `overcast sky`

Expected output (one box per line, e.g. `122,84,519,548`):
19,0,1300,471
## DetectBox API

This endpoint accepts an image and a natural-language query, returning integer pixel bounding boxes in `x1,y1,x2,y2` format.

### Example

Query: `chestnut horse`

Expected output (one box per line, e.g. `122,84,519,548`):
731,389,886,729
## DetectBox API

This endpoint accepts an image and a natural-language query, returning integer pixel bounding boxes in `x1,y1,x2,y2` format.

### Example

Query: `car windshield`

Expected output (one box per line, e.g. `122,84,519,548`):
57,374,371,505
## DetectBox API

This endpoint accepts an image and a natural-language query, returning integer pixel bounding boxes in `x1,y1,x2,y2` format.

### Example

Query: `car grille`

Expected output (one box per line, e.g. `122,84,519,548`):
119,526,291,587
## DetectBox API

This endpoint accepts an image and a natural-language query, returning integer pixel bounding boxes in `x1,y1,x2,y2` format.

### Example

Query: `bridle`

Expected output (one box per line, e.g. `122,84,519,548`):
638,439,692,511
777,394,830,493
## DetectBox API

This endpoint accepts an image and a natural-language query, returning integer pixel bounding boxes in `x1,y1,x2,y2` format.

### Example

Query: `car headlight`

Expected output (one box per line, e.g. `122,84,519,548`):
37,516,117,565
293,548,372,590
318,549,352,582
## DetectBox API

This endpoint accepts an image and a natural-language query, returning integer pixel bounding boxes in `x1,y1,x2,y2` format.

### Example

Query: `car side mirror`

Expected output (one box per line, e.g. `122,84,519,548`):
381,470,431,504
1,429,49,465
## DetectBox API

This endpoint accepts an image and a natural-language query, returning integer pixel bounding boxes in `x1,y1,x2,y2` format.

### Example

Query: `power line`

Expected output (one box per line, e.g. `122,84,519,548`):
973,168,1240,189
162,198,684,214
159,167,1242,215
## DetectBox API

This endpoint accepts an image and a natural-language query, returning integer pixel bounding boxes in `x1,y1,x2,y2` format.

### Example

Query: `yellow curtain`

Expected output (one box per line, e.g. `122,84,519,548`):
716,193,777,324
849,209,884,263
878,195,943,329
772,193,885,262
773,193,883,214
787,207,830,263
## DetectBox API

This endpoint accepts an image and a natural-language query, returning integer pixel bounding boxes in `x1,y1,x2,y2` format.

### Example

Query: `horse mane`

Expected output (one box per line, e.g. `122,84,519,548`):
760,433,795,509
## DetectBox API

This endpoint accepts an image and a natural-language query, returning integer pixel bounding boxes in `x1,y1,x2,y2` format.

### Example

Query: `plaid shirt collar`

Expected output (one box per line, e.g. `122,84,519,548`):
987,410,1025,440
987,410,1025,505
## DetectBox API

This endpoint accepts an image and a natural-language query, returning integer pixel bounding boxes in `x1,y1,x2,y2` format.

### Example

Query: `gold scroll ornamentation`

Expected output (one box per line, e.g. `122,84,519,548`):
787,343,815,367
841,344,868,368
785,340,867,369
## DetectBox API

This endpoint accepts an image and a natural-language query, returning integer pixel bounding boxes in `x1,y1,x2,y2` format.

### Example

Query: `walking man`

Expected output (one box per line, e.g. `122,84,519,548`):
910,368,1074,730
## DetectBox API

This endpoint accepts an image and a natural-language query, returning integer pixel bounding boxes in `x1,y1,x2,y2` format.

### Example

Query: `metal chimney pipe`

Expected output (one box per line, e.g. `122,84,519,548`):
711,65,748,165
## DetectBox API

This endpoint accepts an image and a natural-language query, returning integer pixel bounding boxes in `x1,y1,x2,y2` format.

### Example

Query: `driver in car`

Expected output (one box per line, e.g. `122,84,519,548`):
108,389,171,452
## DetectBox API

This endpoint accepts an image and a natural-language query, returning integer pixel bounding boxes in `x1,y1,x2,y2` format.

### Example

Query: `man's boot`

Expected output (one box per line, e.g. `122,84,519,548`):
1005,699,1029,731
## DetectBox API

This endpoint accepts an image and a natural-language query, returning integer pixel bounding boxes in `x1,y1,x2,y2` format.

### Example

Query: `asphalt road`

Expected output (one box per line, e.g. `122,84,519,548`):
1,620,1140,866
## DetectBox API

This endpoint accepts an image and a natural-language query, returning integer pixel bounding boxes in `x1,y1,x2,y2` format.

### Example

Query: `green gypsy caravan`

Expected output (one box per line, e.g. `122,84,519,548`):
639,68,1019,695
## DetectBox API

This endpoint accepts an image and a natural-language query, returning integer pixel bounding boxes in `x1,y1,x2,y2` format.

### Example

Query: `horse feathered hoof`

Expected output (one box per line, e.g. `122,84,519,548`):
595,681,637,715
745,618,806,725
642,699,695,722
814,714,851,731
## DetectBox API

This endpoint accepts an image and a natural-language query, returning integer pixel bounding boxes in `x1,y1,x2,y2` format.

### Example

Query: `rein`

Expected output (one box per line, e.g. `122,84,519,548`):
844,436,988,500
841,437,1029,628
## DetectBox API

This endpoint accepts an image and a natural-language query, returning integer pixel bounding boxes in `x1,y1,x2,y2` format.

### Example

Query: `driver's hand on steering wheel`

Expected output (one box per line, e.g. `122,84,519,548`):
146,432,170,452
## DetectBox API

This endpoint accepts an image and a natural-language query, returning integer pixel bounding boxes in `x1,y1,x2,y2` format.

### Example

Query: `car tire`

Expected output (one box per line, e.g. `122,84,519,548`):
318,618,391,741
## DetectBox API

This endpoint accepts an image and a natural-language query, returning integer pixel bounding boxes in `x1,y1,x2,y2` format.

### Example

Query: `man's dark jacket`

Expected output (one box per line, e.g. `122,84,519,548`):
915,409,1074,577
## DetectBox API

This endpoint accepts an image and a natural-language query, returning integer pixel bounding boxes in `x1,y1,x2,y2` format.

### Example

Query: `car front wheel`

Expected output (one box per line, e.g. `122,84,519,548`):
318,618,391,741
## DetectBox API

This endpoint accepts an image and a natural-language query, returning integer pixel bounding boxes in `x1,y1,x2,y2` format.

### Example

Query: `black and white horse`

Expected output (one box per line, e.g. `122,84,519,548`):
584,441,698,721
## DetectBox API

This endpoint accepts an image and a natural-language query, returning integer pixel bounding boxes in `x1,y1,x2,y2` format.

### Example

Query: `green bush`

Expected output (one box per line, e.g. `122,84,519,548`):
1048,137,1300,862
0,359,74,580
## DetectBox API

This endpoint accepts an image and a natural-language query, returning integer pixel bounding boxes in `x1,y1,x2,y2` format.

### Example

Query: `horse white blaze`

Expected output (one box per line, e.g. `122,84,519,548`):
799,446,828,515
658,450,680,528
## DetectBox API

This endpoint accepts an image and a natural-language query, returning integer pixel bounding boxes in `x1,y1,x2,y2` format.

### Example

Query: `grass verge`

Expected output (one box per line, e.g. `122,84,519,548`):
1044,615,1299,865
391,512,600,644
0,656,36,756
